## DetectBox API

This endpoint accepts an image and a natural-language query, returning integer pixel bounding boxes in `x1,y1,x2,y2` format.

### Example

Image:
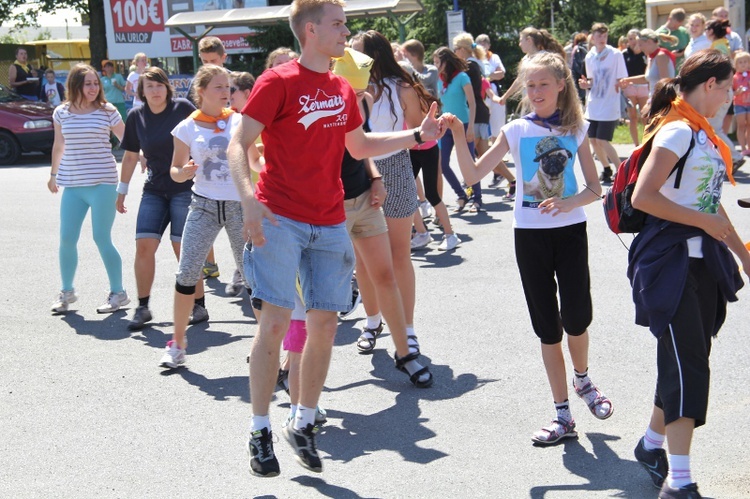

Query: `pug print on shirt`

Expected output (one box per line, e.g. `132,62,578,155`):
521,135,579,207
501,118,589,229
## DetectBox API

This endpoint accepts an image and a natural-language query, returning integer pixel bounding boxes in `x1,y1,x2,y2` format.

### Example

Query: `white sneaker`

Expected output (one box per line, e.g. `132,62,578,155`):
419,200,433,219
96,290,130,313
438,233,460,251
225,269,244,297
410,232,431,250
51,290,78,314
315,406,328,425
160,340,186,368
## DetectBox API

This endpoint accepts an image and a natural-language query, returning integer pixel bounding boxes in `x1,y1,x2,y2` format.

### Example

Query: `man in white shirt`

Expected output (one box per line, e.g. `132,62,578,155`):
580,22,628,183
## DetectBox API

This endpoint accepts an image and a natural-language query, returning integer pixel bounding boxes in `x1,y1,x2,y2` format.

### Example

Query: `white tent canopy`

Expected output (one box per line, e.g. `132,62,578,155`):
164,0,424,30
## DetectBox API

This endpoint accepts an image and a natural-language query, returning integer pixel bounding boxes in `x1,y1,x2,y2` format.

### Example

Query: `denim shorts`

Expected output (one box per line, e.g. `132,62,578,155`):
244,214,355,312
136,190,192,242
735,104,750,115
474,123,491,140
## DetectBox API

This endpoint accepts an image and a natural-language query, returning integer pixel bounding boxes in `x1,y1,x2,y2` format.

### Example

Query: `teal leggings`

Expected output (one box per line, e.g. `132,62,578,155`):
59,184,123,293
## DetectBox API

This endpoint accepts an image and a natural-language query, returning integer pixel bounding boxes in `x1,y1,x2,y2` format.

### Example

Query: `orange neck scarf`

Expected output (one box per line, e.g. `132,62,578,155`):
190,108,234,133
643,96,735,185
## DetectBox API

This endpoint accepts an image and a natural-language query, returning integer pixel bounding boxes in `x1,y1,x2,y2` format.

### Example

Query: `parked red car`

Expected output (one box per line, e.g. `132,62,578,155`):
0,83,54,165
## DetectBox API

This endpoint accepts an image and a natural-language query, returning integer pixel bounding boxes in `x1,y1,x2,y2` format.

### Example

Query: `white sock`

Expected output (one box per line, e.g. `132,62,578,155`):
293,404,316,431
643,426,666,451
667,454,692,488
405,326,419,354
572,368,589,391
366,314,382,330
403,358,430,383
251,414,271,433
555,400,572,423
289,404,298,420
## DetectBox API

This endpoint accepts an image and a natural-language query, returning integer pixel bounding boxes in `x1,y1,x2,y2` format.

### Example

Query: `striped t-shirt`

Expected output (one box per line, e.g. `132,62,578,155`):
53,103,122,187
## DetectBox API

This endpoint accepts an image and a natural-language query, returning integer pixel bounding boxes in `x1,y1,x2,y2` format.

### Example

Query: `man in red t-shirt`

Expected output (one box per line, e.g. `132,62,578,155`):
228,0,445,478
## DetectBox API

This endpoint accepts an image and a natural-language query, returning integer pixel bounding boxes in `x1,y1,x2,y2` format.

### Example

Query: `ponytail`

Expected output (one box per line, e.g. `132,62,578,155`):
646,49,734,133
645,77,680,133
539,29,566,60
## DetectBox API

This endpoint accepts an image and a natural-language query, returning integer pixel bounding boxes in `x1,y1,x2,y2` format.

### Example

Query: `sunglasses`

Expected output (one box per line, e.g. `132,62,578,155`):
230,87,238,94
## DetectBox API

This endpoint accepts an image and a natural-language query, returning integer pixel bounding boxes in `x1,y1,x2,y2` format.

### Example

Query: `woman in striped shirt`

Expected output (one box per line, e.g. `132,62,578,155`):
48,63,129,315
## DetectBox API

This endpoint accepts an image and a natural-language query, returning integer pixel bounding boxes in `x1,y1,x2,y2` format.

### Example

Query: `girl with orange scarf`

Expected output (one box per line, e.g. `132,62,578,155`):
629,49,750,498
159,65,247,368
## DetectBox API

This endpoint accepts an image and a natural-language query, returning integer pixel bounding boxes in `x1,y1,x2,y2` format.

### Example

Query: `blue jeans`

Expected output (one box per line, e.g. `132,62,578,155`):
244,214,355,312
136,190,192,242
440,123,480,204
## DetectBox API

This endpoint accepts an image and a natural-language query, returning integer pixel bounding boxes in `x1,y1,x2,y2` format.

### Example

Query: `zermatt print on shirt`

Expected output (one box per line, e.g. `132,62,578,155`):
520,135,579,208
241,60,362,226
298,89,347,130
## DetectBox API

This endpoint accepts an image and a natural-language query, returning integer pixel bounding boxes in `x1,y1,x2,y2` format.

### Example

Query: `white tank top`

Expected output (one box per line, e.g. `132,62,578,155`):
370,77,405,160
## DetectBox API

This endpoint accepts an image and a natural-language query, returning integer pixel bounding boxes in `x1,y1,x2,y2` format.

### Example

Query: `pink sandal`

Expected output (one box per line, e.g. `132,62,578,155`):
531,419,577,446
573,379,614,420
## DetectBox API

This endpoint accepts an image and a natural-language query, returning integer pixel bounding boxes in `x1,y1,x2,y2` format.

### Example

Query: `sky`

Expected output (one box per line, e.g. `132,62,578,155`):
7,8,83,27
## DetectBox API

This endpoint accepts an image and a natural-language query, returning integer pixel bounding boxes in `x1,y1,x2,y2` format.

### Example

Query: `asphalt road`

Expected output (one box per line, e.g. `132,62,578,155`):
2,146,750,498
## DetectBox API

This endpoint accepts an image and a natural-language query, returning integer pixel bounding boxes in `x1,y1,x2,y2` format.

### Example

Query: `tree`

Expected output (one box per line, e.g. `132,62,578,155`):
0,0,106,70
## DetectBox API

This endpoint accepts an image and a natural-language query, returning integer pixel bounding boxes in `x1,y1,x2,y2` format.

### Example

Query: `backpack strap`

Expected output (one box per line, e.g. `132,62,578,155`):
670,136,695,189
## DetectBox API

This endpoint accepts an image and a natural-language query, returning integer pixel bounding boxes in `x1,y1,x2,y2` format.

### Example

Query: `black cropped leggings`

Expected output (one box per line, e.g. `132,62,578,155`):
410,145,442,207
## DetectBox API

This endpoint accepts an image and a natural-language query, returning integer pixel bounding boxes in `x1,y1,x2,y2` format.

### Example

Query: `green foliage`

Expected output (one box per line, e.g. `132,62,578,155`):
0,0,88,28
249,23,296,54
609,0,647,40
0,33,22,44
34,28,52,41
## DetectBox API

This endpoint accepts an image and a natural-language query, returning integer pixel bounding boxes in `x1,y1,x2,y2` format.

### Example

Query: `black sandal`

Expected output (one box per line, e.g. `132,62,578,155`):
394,352,434,388
356,321,383,354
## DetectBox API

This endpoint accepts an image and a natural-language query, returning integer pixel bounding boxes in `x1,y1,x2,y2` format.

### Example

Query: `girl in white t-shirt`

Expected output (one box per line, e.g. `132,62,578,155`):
445,52,613,446
628,50,750,497
159,65,246,368
125,52,148,109
48,64,128,315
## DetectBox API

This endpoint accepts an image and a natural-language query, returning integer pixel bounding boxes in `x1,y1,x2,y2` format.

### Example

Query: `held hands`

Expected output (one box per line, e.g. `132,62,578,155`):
442,113,465,134
539,196,575,216
578,76,591,90
242,198,278,248
116,193,127,214
47,176,58,194
369,179,386,209
419,102,447,142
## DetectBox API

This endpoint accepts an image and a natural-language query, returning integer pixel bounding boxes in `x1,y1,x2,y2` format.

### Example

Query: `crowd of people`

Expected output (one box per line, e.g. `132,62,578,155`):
39,1,750,497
